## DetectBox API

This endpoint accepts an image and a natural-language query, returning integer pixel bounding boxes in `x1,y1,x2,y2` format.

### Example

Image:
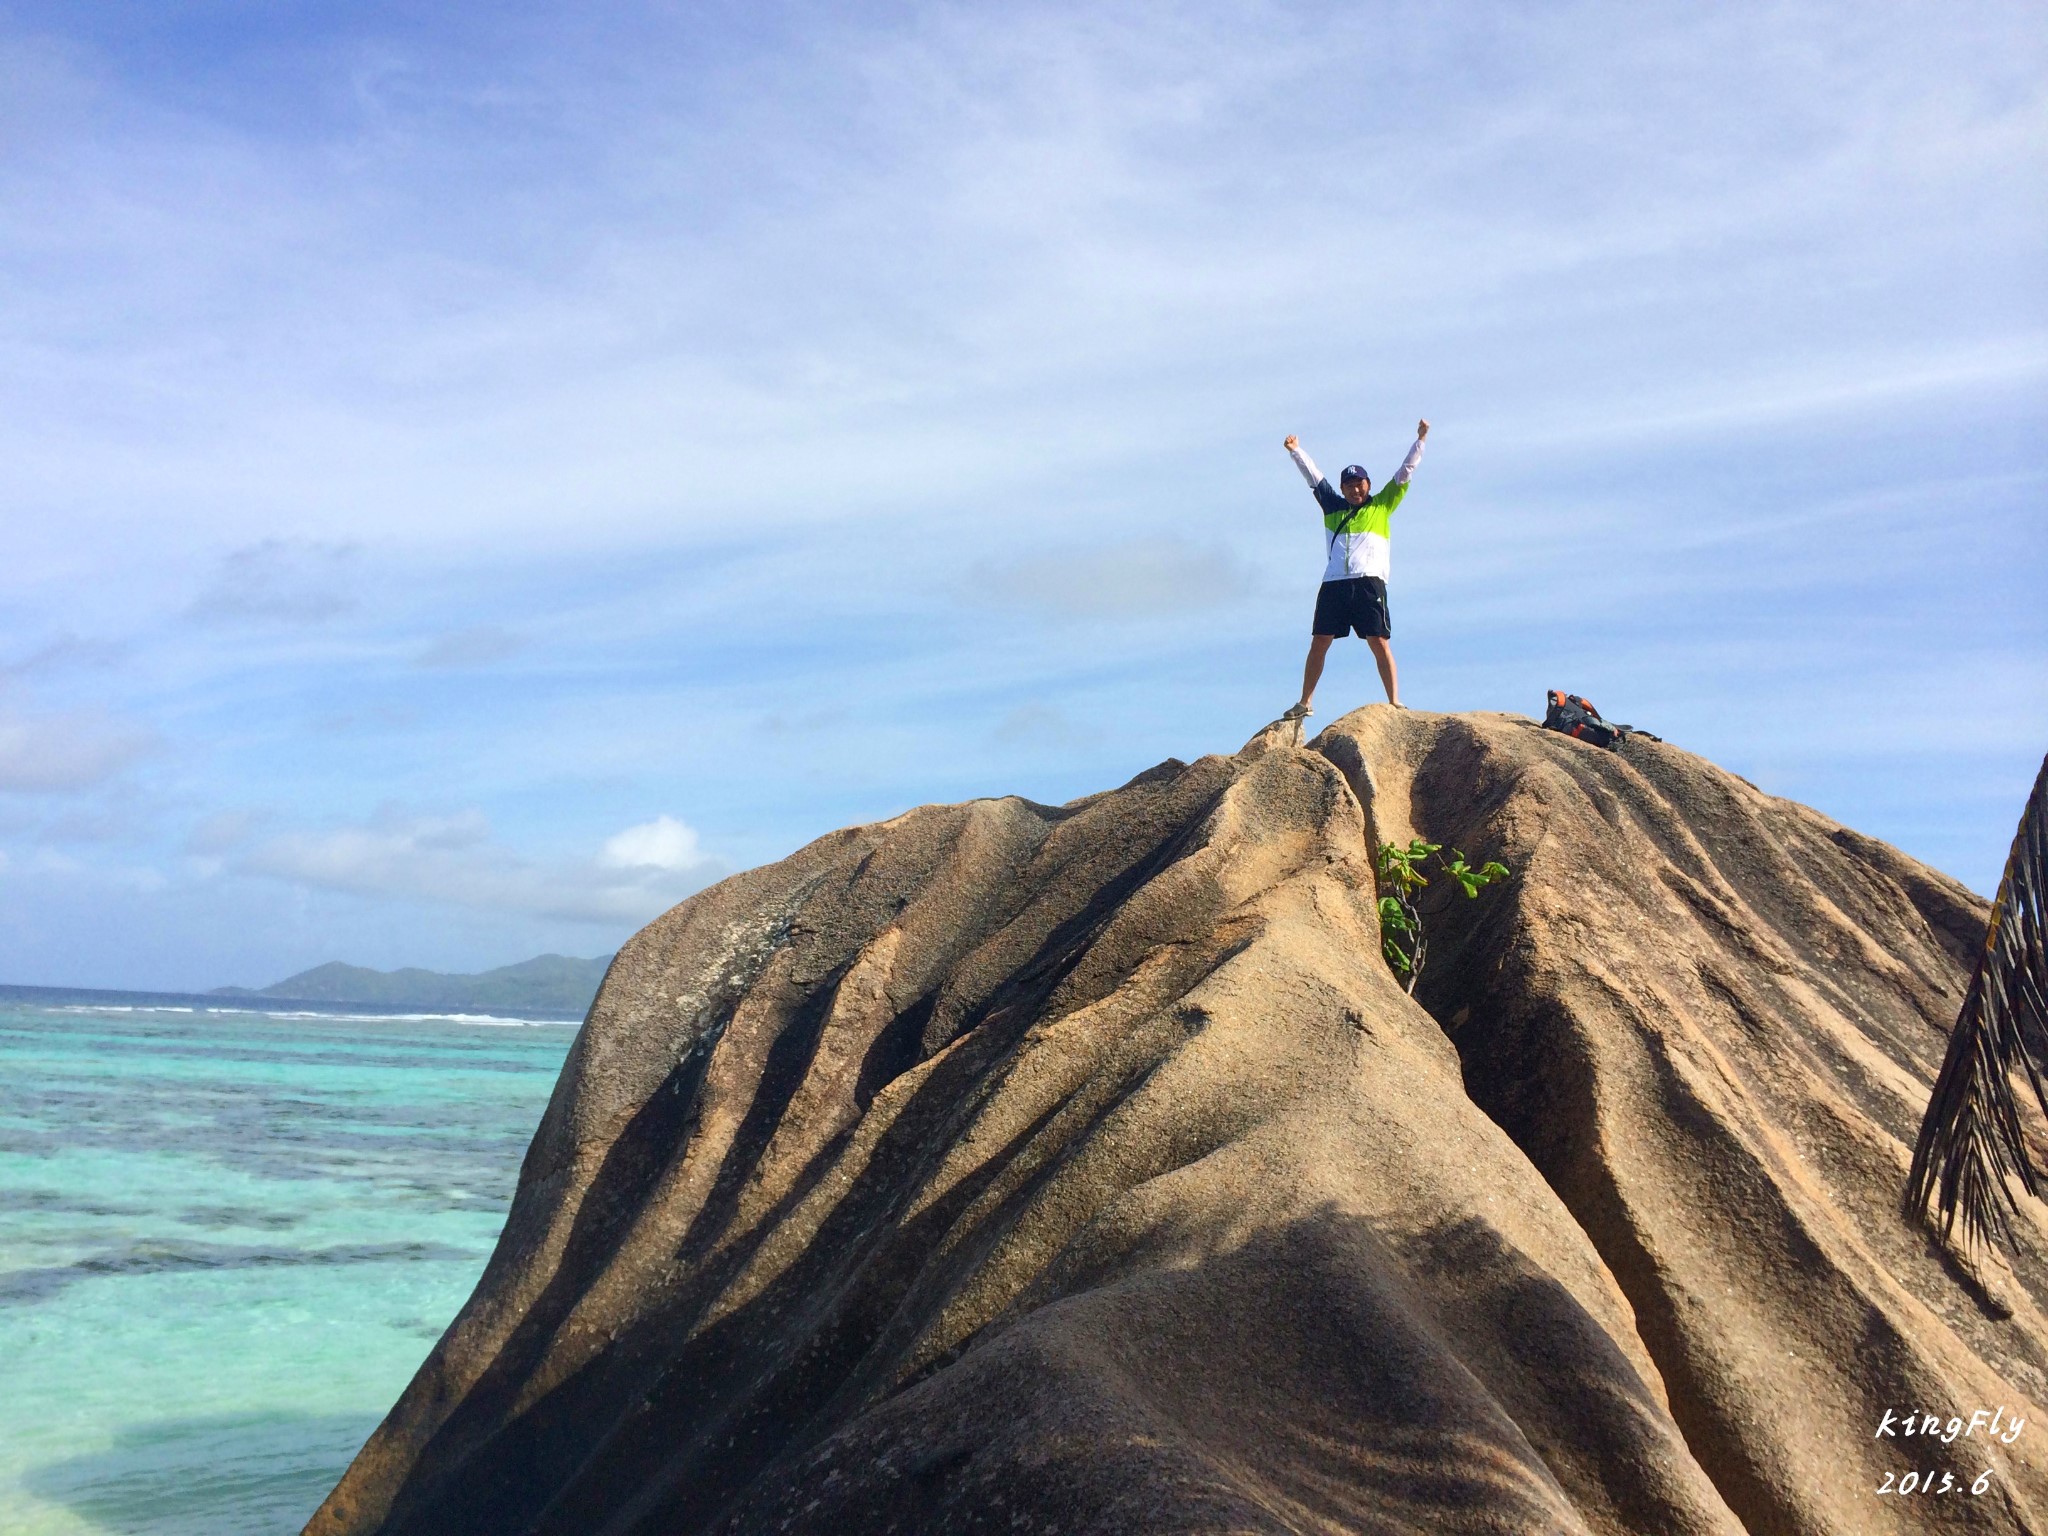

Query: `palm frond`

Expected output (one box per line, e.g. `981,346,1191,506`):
1906,752,2048,1253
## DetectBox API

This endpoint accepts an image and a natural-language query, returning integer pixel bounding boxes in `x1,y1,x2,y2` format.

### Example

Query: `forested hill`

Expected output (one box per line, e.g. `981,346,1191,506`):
212,953,611,1017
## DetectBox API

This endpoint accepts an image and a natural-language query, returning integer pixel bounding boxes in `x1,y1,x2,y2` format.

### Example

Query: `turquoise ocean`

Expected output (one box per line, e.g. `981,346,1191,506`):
0,988,578,1535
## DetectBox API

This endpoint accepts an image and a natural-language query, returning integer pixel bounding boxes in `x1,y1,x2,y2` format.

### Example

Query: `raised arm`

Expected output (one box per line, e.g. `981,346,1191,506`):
1388,418,1430,487
1282,433,1325,490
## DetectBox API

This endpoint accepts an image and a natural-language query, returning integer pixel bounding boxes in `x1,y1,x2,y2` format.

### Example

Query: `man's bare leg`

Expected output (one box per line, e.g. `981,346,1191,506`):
1366,635,1400,706
1297,634,1336,712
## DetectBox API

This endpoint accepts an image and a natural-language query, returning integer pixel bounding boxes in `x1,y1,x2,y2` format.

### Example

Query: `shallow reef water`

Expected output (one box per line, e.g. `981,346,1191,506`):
0,996,575,1535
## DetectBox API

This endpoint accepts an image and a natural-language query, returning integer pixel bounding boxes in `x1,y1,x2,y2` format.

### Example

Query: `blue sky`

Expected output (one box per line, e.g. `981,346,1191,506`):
1,0,2043,990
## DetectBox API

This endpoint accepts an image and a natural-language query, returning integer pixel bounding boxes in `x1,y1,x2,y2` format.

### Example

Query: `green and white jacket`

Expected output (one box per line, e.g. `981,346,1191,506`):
1287,435,1425,583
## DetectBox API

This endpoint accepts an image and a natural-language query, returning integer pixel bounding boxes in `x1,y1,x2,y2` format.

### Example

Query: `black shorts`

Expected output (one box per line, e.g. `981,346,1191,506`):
1312,576,1391,639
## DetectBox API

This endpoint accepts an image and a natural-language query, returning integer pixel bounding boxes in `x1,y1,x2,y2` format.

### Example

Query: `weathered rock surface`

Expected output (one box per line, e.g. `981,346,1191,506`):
307,708,2048,1535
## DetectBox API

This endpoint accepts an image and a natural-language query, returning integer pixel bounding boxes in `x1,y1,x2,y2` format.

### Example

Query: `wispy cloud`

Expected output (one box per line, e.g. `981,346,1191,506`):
1481,335,2048,452
980,541,1260,619
187,540,360,625
185,809,262,858
1,635,128,679
8,4,2037,569
233,806,722,925
0,707,153,793
0,1,2039,986
991,703,1096,754
413,626,526,668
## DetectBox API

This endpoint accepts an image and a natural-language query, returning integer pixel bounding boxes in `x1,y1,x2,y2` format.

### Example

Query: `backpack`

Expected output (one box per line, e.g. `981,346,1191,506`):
1541,690,1661,750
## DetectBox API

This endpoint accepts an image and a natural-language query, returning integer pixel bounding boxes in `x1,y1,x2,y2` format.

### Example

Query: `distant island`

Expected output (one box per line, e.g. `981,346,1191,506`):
212,953,612,1016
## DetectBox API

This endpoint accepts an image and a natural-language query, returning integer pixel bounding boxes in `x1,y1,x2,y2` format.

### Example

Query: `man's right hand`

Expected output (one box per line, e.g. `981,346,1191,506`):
1283,434,1299,451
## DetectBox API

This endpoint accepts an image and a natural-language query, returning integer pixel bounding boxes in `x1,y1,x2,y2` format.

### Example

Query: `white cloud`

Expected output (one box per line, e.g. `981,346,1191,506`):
600,815,701,871
0,707,153,793
235,807,721,925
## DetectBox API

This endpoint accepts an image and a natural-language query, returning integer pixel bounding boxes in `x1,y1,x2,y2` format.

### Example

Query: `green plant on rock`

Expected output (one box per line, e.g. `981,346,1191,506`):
1376,839,1510,995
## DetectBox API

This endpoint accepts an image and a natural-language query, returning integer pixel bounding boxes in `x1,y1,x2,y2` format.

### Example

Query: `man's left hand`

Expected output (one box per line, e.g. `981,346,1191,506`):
1417,419,1430,440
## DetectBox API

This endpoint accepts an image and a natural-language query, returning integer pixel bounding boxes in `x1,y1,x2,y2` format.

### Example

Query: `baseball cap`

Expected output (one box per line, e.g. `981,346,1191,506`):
1340,465,1370,483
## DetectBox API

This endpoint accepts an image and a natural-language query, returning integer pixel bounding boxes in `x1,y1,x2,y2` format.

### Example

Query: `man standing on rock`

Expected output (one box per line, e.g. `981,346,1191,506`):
1280,419,1429,720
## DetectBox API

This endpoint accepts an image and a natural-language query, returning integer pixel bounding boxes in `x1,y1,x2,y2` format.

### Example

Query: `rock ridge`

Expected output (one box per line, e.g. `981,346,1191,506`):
307,707,2048,1536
